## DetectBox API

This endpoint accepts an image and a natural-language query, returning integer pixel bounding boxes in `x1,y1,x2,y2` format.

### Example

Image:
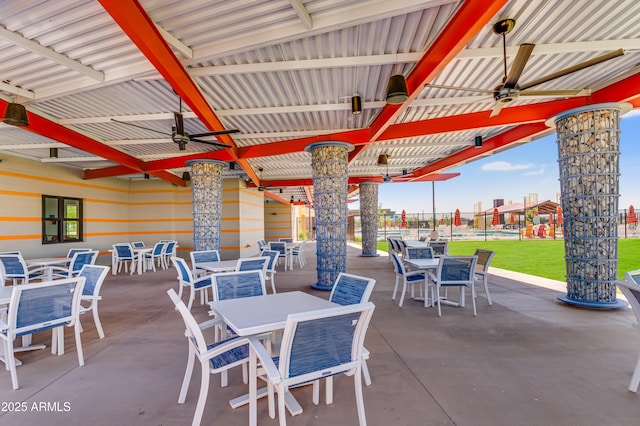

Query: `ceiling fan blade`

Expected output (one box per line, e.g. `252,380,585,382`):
519,48,624,91
174,112,184,135
519,89,588,97
503,43,535,88
189,129,240,138
489,101,505,118
110,119,171,136
425,84,494,94
189,138,232,149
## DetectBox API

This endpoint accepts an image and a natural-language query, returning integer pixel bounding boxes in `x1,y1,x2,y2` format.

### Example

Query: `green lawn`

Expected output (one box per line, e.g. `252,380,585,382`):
376,239,640,281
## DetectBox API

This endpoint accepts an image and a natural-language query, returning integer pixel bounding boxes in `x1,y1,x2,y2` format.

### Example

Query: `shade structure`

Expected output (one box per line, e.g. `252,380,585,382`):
491,208,500,226
401,209,407,228
454,209,462,226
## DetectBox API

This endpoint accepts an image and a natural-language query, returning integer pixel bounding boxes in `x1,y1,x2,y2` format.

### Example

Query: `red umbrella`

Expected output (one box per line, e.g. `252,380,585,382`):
401,210,407,228
491,208,500,226
439,217,445,225
556,205,563,225
454,209,462,226
629,205,638,224
509,213,515,225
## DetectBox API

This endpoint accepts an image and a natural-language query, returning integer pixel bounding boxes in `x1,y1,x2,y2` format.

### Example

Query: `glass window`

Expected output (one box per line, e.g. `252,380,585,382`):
42,195,83,244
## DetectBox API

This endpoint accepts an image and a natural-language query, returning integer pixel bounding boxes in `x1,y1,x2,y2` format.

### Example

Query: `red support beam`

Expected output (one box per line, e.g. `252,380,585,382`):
264,191,290,204
367,0,510,141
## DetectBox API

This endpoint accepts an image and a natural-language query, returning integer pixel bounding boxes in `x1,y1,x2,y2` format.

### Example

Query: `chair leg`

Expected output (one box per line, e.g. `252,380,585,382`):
277,384,287,426
354,366,367,426
629,353,640,392
75,322,84,366
7,340,19,390
193,362,210,426
392,276,400,301
398,280,408,307
178,345,196,403
325,376,333,404
484,276,493,305
93,303,105,339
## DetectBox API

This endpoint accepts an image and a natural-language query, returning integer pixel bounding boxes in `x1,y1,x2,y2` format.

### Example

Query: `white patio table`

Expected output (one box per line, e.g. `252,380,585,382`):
208,291,338,426
403,258,440,307
25,257,70,280
197,259,238,273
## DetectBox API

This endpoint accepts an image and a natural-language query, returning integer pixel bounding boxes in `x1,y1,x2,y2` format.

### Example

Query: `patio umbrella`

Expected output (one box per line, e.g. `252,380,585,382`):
629,205,638,224
491,208,500,226
556,205,563,225
401,210,407,228
549,212,554,224
509,213,515,225
454,209,462,226
439,216,445,225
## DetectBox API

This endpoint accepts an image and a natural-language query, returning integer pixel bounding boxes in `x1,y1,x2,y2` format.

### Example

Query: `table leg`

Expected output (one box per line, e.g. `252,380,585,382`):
249,346,257,426
112,253,117,275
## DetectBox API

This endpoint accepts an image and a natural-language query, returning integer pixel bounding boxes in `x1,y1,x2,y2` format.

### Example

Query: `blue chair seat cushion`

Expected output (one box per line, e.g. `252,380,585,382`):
194,276,212,289
207,337,249,369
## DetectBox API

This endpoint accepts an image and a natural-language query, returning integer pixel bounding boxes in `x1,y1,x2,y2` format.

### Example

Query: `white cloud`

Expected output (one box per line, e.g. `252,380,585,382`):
523,168,546,176
481,161,533,171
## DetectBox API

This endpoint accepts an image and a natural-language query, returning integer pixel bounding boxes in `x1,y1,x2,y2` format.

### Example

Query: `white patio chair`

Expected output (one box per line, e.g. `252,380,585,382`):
260,249,279,294
190,249,220,278
268,242,289,271
0,277,85,390
290,240,306,268
427,256,478,317
390,252,426,307
428,240,449,257
235,256,269,277
615,279,640,392
473,249,495,305
52,250,99,278
624,269,640,286
77,264,110,339
404,247,434,260
278,238,293,243
112,243,139,275
250,302,375,426
0,253,45,285
162,241,177,269
329,272,376,386
66,248,92,259
170,257,213,311
167,288,253,426
144,242,166,272
131,241,145,248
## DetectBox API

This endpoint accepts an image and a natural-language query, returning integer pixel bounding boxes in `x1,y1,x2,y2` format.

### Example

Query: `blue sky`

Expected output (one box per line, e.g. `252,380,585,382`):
375,110,640,215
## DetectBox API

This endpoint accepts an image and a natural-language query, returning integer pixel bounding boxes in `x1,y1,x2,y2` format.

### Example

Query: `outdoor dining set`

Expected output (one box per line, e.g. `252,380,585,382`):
387,237,495,317
164,239,375,426
110,240,178,275
0,248,109,390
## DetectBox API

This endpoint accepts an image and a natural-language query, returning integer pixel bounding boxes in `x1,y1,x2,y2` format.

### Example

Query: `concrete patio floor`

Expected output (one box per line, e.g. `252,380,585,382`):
1,242,640,426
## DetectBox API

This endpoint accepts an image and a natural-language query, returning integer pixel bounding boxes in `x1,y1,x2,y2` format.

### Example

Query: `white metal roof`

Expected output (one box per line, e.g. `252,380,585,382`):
1,0,640,204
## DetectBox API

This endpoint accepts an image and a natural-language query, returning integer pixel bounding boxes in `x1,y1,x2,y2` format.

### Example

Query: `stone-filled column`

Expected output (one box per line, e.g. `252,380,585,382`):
186,160,224,252
549,103,630,308
359,182,380,257
305,142,353,290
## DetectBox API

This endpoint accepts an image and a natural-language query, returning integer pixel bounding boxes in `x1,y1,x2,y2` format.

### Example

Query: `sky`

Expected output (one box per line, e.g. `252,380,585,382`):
370,110,640,216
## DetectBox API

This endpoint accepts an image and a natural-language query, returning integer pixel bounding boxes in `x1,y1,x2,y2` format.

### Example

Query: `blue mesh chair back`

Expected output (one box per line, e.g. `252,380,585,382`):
429,241,448,256
236,256,268,273
191,250,220,265
625,270,640,286
114,243,134,259
68,251,98,276
269,242,286,255
151,242,165,256
78,265,110,297
67,248,91,259
212,270,266,301
330,273,376,306
164,241,176,256
131,241,145,248
390,251,405,275
440,257,474,283
172,257,193,284
260,250,279,271
0,254,26,277
405,247,434,260
279,238,293,243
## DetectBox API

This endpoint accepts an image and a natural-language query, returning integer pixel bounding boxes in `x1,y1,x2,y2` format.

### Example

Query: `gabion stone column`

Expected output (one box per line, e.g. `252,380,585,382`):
186,160,224,252
359,182,380,257
305,142,353,290
550,103,630,308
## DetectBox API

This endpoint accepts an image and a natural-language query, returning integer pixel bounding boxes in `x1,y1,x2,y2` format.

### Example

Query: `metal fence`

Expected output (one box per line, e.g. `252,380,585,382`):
348,208,640,242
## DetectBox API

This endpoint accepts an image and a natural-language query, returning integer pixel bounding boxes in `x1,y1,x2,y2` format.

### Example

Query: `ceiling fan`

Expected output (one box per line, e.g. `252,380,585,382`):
425,18,624,117
112,95,239,150
377,154,414,182
257,167,271,191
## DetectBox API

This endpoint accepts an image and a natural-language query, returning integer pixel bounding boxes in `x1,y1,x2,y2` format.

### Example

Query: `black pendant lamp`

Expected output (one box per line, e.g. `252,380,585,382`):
182,171,191,181
351,95,362,115
385,74,408,104
3,102,29,127
377,153,389,166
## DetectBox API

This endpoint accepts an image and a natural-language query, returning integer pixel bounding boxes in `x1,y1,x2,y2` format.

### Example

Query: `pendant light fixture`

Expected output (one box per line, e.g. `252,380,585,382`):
351,95,362,114
385,74,408,104
182,171,191,181
3,101,29,126
474,136,483,148
49,148,58,158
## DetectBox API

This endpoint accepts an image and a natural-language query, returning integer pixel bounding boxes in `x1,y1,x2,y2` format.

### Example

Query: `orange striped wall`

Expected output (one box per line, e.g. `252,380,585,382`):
265,199,292,241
